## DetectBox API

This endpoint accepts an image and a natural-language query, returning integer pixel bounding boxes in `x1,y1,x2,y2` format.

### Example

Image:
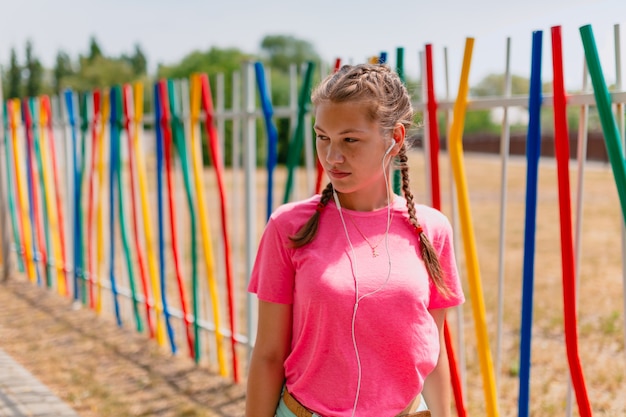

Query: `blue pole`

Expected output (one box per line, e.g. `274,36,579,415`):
154,82,177,354
107,87,122,326
254,62,279,221
518,30,543,417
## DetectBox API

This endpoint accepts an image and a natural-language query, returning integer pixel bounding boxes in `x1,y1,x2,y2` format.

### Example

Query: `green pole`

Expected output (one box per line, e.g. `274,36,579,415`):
2,100,24,273
112,85,143,333
580,25,626,224
284,61,316,204
167,79,200,363
30,97,53,287
394,47,405,195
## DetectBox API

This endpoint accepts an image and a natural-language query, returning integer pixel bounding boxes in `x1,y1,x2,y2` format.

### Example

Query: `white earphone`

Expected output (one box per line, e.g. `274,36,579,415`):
332,138,395,415
383,141,395,158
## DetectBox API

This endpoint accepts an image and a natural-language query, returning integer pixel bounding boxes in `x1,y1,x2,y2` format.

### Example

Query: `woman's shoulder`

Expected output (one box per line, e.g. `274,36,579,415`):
402,199,453,237
268,195,320,231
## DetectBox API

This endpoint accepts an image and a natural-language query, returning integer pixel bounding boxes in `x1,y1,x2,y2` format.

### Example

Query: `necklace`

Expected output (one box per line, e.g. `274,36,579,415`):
345,211,393,258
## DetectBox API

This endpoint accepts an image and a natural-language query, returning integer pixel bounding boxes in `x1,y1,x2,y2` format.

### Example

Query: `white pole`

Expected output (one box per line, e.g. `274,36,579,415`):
244,62,258,357
496,37,512,393
614,23,626,371
231,70,242,316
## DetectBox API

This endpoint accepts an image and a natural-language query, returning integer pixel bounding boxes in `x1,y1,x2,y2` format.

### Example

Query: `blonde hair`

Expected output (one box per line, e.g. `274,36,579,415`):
290,63,450,297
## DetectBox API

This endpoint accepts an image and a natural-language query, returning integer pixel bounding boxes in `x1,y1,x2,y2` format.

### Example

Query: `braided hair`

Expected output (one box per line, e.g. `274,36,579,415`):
289,63,450,297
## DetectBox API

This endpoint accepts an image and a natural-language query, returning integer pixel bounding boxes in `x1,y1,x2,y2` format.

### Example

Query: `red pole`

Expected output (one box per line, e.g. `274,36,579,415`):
425,43,467,417
199,73,240,382
550,25,592,417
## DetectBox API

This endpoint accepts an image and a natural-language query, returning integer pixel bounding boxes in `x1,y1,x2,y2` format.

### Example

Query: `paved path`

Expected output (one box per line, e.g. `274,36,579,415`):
0,348,80,417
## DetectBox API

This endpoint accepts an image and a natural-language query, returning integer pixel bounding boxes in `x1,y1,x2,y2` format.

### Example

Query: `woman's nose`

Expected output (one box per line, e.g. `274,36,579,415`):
325,142,344,164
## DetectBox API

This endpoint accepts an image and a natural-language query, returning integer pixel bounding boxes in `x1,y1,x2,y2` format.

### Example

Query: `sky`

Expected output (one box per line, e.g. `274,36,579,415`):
1,0,626,94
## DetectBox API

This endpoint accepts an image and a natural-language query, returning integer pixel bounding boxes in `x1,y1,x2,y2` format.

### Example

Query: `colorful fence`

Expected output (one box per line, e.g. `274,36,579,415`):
0,23,625,416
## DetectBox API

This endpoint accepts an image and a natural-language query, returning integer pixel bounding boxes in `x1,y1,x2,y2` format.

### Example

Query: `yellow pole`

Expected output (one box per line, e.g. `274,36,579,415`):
189,73,227,375
38,99,65,294
447,38,499,417
132,82,165,346
9,99,36,282
95,91,109,313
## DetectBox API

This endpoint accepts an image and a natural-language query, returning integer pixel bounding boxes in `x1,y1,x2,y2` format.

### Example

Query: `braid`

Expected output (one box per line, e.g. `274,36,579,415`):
289,182,334,247
398,146,451,298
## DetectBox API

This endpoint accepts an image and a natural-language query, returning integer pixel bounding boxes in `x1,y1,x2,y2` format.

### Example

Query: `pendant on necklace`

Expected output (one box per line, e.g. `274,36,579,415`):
371,248,379,257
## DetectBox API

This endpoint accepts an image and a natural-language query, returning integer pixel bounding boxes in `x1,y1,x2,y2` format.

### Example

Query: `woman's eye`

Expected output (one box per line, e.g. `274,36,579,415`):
344,137,357,143
316,135,329,141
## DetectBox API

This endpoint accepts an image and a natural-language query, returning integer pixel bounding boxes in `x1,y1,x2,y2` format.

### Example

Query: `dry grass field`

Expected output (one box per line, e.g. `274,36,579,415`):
1,150,624,416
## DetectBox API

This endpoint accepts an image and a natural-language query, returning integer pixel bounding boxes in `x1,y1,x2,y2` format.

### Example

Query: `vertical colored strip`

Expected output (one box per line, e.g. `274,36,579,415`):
518,31,543,417
447,38,500,417
1,101,25,273
254,62,279,221
424,44,467,417
96,91,110,312
154,82,177,354
9,100,36,282
42,96,69,296
39,97,67,295
159,79,195,359
425,45,441,210
199,73,240,381
64,90,82,299
551,25,593,417
78,93,89,304
133,82,166,346
122,84,154,338
393,47,404,195
283,61,315,204
86,90,101,308
580,25,626,222
29,98,53,287
167,78,199,361
108,87,123,327
112,85,143,333
21,100,44,286
189,73,227,375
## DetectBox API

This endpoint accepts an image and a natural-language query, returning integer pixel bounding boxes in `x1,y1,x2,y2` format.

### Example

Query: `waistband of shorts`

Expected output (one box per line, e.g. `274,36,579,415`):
282,389,431,417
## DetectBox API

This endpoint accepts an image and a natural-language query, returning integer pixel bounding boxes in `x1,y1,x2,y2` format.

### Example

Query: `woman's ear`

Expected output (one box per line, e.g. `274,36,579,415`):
391,123,405,152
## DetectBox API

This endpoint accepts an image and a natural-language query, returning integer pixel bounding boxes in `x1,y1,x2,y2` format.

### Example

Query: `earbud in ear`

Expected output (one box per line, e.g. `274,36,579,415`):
384,142,395,158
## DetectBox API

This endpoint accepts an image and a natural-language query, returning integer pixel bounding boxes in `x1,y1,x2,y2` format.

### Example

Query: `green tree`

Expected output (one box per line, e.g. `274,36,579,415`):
259,34,320,73
87,36,103,62
53,50,74,94
130,43,147,75
6,48,21,99
24,40,43,97
122,43,148,76
63,55,136,92
471,73,530,97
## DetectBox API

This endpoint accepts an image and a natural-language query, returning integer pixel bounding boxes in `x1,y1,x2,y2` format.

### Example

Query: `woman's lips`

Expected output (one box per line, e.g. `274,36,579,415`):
328,169,350,179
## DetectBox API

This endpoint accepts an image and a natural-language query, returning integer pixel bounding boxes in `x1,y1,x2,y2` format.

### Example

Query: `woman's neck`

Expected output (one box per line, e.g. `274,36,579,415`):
334,190,395,212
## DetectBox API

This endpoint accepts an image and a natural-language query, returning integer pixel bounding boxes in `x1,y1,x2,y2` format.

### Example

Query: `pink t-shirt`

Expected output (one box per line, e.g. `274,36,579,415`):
248,195,464,416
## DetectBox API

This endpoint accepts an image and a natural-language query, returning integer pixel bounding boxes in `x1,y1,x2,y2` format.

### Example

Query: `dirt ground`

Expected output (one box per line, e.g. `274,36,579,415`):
1,153,625,416
0,278,246,417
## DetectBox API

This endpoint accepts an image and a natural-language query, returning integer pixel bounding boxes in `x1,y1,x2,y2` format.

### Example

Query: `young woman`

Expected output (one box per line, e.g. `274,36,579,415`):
246,63,465,417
